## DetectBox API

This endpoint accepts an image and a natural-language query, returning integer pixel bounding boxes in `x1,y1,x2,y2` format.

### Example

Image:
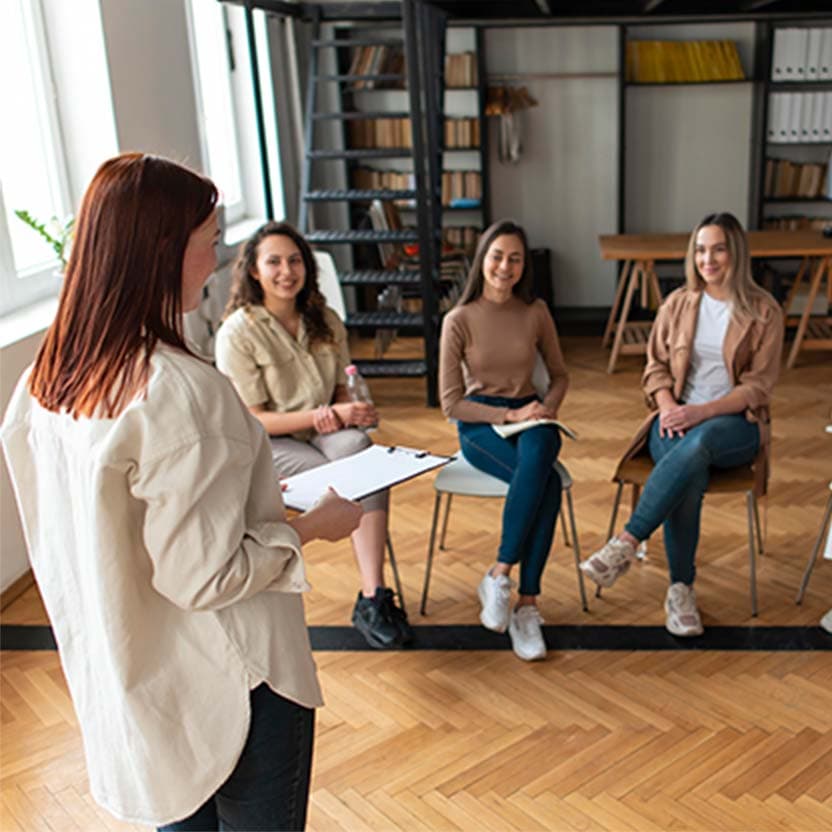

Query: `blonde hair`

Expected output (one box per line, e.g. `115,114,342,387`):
684,212,766,322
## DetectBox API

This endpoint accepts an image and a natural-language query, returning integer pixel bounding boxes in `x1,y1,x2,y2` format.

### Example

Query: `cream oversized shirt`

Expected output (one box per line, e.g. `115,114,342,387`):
215,305,351,441
0,345,323,826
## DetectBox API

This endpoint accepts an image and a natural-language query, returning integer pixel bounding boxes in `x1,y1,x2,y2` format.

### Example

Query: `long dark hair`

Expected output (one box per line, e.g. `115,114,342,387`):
29,153,218,418
224,221,334,344
457,219,535,306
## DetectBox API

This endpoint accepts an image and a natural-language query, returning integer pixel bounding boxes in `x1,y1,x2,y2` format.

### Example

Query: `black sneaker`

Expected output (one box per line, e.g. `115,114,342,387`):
352,588,402,649
380,588,414,646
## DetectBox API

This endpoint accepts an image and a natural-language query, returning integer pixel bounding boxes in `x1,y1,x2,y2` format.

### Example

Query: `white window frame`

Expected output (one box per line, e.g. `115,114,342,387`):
0,0,71,317
186,1,285,240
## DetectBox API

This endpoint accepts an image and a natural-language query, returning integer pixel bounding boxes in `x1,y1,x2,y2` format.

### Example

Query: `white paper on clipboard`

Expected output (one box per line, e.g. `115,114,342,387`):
281,444,451,511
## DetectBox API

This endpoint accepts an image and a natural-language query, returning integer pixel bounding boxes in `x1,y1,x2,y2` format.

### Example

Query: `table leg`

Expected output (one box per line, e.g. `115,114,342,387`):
647,262,663,310
783,256,810,320
607,261,642,374
603,259,631,348
786,256,828,370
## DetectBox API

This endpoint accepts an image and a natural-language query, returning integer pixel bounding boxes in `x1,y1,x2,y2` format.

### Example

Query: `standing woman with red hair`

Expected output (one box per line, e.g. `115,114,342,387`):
1,153,361,831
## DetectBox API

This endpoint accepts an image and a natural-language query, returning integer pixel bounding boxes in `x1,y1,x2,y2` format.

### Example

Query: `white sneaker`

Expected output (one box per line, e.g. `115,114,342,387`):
580,537,636,589
478,570,514,633
664,583,704,637
820,609,832,635
508,606,547,661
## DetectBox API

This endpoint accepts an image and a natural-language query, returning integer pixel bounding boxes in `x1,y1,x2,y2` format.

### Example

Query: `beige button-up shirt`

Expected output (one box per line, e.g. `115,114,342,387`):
1,346,323,826
215,305,351,440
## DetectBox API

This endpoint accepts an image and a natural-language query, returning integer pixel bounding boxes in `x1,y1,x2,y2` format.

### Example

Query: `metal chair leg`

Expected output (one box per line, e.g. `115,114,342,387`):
752,493,764,558
420,491,443,615
385,533,406,615
746,491,758,617
561,507,571,548
565,487,588,612
439,493,453,551
598,483,625,598
796,492,832,605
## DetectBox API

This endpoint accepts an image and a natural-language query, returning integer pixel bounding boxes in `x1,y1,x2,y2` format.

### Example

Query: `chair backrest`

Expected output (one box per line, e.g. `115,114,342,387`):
313,250,346,322
531,352,550,399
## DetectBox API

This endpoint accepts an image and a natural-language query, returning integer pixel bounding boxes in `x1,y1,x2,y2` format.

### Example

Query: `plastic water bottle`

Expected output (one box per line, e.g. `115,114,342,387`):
345,364,377,430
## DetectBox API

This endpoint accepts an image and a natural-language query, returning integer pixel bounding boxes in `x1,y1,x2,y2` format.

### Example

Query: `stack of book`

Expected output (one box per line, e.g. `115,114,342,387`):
764,158,829,199
767,92,832,144
443,118,480,149
764,215,830,230
442,226,480,257
352,168,416,204
446,52,478,88
440,171,482,207
346,45,405,88
626,40,745,83
771,27,832,82
348,118,412,148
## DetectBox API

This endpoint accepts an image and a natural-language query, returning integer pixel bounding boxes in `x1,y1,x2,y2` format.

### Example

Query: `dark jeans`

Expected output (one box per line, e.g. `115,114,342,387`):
457,394,562,596
624,414,760,586
158,684,315,832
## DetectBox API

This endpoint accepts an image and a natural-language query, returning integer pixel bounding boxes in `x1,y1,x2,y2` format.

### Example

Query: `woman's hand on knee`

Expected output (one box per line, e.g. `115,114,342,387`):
659,404,706,437
505,401,555,423
313,405,342,435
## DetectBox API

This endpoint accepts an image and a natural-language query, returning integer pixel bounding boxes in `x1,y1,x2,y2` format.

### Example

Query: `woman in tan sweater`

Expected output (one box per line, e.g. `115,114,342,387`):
439,219,569,661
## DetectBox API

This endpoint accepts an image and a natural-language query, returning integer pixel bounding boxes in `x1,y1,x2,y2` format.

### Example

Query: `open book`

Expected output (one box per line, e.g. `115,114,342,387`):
492,419,578,441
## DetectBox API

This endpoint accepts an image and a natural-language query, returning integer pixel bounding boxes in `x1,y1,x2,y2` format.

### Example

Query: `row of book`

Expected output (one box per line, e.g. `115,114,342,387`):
767,92,832,144
763,215,831,231
771,28,832,83
446,51,478,88
347,117,480,150
346,45,405,89
442,226,480,257
764,158,830,199
625,40,744,83
352,167,483,208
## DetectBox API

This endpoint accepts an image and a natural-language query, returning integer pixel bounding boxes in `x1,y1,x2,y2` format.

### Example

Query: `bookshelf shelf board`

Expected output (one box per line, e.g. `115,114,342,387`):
763,196,832,203
767,140,832,147
625,79,752,87
768,81,832,92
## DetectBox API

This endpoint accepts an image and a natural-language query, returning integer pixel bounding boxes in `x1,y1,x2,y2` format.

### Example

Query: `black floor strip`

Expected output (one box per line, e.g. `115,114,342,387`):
2,624,830,653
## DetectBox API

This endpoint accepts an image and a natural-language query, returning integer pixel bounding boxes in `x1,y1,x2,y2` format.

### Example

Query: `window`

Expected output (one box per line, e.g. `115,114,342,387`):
0,0,70,315
187,0,285,232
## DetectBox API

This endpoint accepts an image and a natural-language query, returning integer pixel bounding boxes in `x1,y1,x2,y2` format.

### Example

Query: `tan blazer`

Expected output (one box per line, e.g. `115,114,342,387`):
615,287,784,495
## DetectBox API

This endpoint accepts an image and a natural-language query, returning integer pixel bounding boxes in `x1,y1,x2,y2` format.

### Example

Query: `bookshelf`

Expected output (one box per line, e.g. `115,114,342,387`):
757,23,832,232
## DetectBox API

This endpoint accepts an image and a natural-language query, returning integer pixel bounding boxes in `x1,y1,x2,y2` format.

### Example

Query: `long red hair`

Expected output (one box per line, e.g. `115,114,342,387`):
29,153,218,417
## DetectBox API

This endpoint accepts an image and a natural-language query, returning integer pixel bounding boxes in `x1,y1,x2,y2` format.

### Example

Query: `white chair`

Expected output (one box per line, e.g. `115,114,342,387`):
419,454,589,615
311,249,406,610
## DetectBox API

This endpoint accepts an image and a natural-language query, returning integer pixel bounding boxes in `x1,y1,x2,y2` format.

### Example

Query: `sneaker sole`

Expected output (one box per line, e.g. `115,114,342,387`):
579,557,630,589
477,583,509,633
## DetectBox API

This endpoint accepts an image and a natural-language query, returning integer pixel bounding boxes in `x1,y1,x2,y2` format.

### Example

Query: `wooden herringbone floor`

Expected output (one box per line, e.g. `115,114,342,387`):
2,336,831,830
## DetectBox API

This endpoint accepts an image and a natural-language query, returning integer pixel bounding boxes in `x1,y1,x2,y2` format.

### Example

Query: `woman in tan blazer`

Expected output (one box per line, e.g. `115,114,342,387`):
580,213,783,636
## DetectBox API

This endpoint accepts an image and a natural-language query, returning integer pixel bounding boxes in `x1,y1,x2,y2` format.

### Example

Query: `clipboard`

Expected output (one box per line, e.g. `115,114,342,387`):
281,444,451,512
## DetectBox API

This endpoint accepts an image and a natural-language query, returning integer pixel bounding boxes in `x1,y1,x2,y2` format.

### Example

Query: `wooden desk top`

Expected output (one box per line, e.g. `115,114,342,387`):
598,230,832,261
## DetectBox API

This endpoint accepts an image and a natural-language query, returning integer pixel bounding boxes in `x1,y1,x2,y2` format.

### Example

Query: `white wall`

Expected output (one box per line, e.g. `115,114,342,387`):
484,27,620,308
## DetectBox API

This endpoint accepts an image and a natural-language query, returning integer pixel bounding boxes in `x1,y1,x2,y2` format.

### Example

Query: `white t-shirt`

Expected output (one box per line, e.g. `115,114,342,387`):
682,292,734,405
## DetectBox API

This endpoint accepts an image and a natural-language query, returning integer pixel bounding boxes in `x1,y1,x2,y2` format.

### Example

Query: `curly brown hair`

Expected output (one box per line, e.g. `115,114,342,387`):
224,221,334,344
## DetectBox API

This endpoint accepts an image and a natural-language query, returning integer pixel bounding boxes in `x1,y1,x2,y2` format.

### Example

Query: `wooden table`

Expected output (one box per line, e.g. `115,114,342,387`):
599,230,832,373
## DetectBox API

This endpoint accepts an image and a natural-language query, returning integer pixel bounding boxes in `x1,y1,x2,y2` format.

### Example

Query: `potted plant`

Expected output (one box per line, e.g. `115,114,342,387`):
14,210,74,273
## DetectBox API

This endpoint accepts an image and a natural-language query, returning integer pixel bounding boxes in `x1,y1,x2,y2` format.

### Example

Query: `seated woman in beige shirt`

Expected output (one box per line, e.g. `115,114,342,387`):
215,221,412,650
1,154,363,831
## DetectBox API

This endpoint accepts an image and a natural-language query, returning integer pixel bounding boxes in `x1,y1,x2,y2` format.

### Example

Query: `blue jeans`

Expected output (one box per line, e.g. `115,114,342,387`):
624,414,760,586
158,684,315,832
457,394,562,596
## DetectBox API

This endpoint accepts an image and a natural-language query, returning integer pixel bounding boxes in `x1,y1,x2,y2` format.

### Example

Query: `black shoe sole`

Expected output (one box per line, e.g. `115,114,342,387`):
352,617,403,650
